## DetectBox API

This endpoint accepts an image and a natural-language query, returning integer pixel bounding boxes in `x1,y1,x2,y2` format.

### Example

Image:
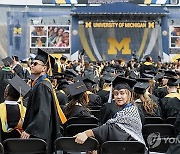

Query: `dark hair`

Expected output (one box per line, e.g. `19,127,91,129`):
12,56,19,61
7,84,20,101
64,93,88,119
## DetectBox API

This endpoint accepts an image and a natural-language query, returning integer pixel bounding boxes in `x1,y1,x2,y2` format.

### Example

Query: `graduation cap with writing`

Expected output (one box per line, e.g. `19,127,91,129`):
167,78,180,86
35,48,55,69
2,57,14,66
112,76,136,91
134,82,149,94
9,75,31,97
67,81,87,96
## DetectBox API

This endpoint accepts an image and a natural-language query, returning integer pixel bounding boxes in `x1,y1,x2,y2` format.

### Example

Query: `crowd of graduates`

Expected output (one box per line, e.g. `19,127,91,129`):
0,50,180,153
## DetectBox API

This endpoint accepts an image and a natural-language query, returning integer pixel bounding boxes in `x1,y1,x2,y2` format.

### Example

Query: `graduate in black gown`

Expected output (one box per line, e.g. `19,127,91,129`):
0,75,28,142
134,81,162,118
161,78,180,119
64,81,91,119
74,76,145,147
0,57,15,103
21,49,66,153
82,77,102,107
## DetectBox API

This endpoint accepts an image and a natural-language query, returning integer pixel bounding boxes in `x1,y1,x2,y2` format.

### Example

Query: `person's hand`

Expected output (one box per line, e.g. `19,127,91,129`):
74,132,88,144
21,131,30,139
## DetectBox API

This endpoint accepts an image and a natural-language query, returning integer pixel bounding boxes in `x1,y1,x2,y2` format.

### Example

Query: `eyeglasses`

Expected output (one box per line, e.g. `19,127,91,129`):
31,61,44,66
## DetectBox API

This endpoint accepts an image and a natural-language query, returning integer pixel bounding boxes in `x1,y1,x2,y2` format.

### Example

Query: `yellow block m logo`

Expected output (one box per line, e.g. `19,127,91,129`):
108,38,131,55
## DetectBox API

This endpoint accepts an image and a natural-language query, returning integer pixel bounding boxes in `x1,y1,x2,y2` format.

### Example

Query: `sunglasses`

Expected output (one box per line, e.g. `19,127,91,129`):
31,61,44,66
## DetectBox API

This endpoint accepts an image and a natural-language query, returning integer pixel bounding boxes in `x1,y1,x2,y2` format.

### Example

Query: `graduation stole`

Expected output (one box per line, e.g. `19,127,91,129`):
144,62,153,66
165,93,180,100
0,102,26,133
44,78,67,124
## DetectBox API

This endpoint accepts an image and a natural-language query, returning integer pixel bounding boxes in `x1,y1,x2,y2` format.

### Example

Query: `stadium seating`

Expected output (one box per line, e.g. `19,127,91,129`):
100,141,145,154
54,137,99,154
3,138,47,154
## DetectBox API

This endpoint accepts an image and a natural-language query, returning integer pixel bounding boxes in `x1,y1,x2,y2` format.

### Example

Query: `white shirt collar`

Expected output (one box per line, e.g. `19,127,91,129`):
5,100,18,105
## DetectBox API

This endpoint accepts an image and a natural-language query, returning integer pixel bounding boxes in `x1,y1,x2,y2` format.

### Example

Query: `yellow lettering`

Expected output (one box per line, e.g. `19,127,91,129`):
148,22,155,28
108,38,131,55
85,22,92,28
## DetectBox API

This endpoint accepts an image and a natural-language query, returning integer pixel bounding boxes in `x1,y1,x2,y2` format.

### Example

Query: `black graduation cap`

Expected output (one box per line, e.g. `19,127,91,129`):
102,75,115,83
134,82,149,94
65,69,78,77
164,70,177,78
82,77,96,87
112,76,136,91
142,73,154,79
167,78,180,86
67,81,87,96
129,70,139,79
34,48,55,69
9,75,31,97
136,78,149,83
2,57,14,66
155,72,165,81
60,55,67,61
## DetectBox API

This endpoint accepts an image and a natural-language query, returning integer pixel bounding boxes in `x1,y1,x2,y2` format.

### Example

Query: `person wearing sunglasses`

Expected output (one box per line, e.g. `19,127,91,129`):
21,49,66,153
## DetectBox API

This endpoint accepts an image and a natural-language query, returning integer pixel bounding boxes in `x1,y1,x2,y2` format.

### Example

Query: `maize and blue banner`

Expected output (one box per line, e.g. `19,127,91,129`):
7,12,28,60
74,21,162,62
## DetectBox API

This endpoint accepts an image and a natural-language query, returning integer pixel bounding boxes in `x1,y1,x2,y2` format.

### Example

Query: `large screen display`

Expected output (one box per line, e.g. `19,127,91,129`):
30,25,70,54
169,25,180,54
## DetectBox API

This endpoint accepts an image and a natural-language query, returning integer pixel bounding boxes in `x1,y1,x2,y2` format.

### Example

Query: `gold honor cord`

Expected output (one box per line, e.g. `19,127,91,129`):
44,78,67,124
19,86,26,117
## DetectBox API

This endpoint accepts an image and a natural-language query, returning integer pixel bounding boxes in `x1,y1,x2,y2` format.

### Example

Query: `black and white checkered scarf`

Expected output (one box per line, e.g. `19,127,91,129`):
106,103,145,145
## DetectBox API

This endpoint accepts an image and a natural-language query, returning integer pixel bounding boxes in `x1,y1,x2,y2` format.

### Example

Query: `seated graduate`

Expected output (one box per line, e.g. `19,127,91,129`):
82,77,102,107
74,76,145,146
0,75,29,142
64,81,92,119
161,77,180,119
134,81,162,118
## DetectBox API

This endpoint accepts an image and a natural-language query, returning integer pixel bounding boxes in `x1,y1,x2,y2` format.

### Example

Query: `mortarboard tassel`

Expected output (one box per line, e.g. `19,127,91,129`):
47,55,53,76
108,82,113,103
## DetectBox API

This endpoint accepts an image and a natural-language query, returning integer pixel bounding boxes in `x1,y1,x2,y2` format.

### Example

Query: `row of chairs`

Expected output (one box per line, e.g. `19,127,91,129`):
144,117,177,125
0,137,146,154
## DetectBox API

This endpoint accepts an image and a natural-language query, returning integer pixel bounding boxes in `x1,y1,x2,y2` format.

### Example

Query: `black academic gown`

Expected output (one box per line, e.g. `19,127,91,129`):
0,69,15,103
0,103,21,142
68,105,91,119
23,79,62,153
88,93,102,106
100,101,119,125
161,93,180,119
92,123,134,145
153,86,168,100
96,90,110,105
